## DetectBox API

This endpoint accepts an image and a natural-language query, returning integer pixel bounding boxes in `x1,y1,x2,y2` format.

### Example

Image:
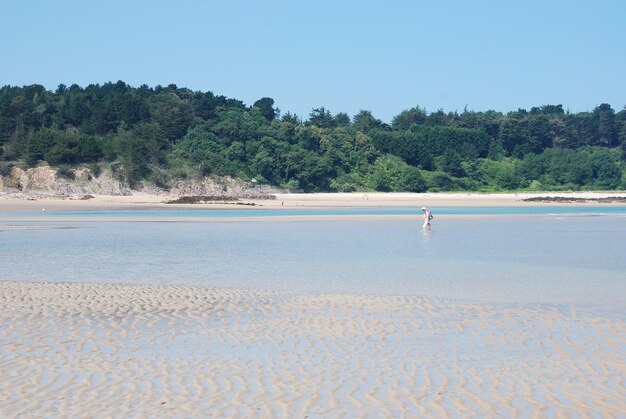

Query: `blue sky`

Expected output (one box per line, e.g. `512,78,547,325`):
1,0,625,122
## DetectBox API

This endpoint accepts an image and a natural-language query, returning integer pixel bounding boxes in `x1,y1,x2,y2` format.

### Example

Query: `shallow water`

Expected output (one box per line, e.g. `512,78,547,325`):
3,208,625,417
3,205,626,218
2,211,625,315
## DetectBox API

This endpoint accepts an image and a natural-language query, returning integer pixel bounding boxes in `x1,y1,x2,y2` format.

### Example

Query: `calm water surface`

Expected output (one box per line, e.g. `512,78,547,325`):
2,208,625,315
3,205,626,218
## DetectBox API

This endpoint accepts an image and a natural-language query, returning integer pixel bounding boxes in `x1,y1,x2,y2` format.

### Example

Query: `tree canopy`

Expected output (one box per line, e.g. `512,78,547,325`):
1,81,624,191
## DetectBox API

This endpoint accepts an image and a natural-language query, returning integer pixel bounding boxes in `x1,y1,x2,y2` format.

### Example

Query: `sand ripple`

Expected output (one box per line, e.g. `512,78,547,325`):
0,281,624,417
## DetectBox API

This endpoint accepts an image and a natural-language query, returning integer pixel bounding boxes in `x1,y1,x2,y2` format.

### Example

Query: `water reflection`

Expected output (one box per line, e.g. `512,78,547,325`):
1,217,624,312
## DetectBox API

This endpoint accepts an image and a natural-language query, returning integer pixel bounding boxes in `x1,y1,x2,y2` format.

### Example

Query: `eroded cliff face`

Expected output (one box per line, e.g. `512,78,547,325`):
168,176,271,199
0,166,132,196
0,165,272,199
1,166,57,192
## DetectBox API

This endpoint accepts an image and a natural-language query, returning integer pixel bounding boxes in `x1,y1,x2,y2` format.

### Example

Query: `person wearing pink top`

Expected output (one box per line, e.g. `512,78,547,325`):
421,206,432,230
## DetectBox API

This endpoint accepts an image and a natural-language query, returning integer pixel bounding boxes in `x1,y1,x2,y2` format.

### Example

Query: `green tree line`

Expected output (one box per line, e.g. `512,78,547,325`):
1,81,625,191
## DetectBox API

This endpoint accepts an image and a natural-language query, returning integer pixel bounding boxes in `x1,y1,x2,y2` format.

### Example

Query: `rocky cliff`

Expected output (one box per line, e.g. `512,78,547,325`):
0,165,273,199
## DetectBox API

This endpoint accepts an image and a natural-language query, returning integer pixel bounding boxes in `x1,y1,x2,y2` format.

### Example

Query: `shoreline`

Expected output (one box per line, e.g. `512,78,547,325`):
2,191,626,213
0,212,619,224
2,191,625,223
1,280,624,417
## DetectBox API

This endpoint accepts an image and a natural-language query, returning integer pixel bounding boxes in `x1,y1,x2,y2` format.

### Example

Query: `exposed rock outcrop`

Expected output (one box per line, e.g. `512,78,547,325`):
169,176,273,199
0,166,132,197
0,165,274,199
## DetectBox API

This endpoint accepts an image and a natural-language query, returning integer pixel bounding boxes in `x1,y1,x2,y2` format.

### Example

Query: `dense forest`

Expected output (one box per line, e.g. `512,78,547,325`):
1,81,625,192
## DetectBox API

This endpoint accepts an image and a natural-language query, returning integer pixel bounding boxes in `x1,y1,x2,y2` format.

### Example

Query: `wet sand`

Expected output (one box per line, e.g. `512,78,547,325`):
2,191,626,212
1,281,624,417
1,192,625,223
2,193,625,416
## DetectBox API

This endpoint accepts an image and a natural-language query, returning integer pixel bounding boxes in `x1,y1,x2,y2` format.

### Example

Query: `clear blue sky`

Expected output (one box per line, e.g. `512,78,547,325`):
1,0,624,122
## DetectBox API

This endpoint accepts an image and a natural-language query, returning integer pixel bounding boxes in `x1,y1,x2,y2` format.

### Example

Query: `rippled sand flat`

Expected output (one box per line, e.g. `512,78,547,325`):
0,281,624,417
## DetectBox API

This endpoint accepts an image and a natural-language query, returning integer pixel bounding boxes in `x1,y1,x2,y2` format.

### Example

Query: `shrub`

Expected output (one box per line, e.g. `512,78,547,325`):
89,163,102,178
56,165,75,180
0,162,14,177
528,180,543,191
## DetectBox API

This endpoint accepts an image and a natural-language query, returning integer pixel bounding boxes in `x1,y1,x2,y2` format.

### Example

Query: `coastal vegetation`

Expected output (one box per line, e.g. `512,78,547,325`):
1,82,625,192
165,195,259,205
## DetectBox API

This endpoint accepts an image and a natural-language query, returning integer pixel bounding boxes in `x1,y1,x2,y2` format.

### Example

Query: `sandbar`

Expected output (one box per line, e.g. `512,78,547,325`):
0,281,624,417
1,191,626,211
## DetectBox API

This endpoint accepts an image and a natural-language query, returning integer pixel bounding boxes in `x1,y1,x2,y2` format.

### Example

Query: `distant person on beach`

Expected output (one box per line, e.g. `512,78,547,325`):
421,206,432,230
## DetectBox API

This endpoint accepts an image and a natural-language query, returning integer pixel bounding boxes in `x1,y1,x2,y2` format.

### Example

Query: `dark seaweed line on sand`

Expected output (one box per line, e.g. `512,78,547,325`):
523,196,626,203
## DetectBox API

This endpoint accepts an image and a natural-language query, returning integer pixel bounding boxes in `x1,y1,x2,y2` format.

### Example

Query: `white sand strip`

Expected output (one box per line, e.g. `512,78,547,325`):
0,281,624,417
267,192,626,208
2,192,626,213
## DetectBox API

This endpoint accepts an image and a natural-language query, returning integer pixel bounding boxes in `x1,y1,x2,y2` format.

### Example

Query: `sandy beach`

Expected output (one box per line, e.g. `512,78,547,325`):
2,191,626,211
1,281,624,417
1,191,625,223
1,193,625,416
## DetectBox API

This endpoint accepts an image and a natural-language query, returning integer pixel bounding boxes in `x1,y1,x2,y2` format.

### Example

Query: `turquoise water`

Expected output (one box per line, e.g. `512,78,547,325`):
2,205,626,219
1,210,625,315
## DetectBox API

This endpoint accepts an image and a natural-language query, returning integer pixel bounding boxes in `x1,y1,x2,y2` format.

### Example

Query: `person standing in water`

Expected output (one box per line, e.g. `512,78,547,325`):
421,206,432,230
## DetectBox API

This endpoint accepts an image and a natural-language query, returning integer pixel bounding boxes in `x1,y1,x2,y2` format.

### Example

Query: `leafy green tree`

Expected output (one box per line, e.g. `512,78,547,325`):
296,125,323,151
251,145,275,181
330,170,367,192
391,106,427,130
334,112,351,126
426,109,453,126
369,129,433,169
547,149,592,185
1,119,27,161
478,159,518,189
499,112,540,157
281,112,301,125
456,109,503,139
588,148,621,189
367,155,426,192
149,92,193,143
252,97,276,121
565,112,595,148
132,122,167,154
396,165,427,192
319,127,377,173
441,149,465,177
110,129,153,185
516,153,547,184
307,107,335,128
45,144,78,165
211,107,263,145
0,88,17,144
77,134,103,162
369,171,392,191
530,104,565,116
592,103,617,147
291,152,332,191
25,127,62,164
191,91,228,120
41,129,100,165
276,119,298,144
353,110,385,133
428,172,456,190
226,141,246,163
172,122,222,168
618,110,626,160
